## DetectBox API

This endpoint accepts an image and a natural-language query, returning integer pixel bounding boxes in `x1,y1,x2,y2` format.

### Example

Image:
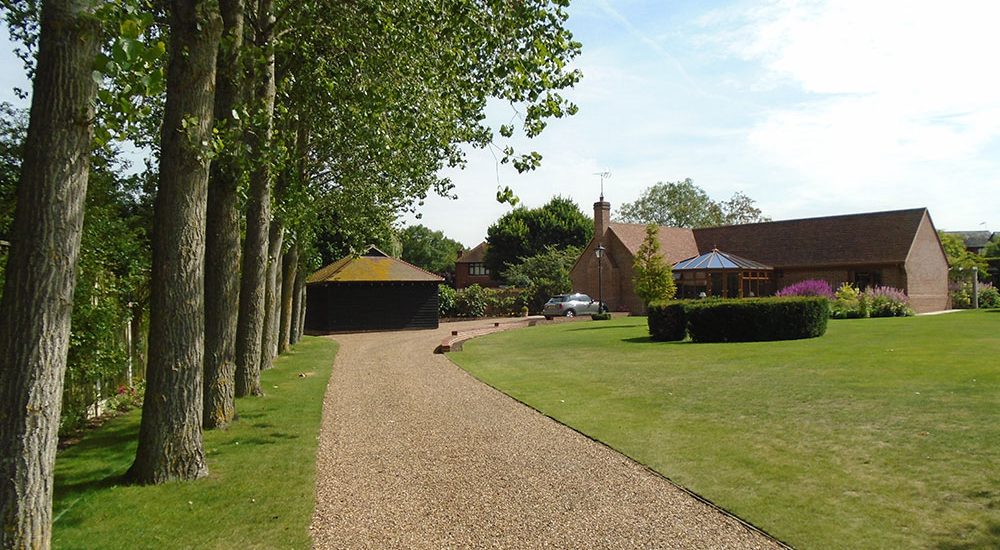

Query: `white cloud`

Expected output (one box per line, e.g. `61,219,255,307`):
695,0,1000,228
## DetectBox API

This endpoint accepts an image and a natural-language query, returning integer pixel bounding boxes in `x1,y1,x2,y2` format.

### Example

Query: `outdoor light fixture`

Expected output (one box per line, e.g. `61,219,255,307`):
595,244,606,314
973,266,979,309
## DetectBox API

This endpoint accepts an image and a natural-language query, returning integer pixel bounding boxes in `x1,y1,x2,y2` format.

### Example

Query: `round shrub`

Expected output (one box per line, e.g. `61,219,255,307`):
647,300,689,341
685,297,829,342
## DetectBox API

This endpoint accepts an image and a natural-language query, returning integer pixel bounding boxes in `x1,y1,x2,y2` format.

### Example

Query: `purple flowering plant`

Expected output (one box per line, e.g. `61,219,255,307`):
776,279,835,299
863,285,913,317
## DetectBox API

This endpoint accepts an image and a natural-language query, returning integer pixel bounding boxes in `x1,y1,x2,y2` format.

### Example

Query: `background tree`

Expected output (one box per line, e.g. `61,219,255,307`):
0,0,102,545
202,0,244,430
982,235,1000,258
618,178,769,227
939,232,989,281
719,191,770,225
503,245,580,313
484,196,592,279
400,225,463,276
632,224,676,306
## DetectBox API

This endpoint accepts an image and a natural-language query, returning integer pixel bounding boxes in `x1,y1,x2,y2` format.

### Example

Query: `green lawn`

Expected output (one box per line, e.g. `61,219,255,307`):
51,336,337,550
451,311,1000,550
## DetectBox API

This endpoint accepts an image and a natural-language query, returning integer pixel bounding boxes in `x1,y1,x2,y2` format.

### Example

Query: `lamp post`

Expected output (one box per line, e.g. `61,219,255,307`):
595,243,605,313
973,266,979,309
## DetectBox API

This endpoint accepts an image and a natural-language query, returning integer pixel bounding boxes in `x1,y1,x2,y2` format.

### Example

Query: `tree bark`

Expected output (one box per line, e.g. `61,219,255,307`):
203,0,244,430
259,221,282,370
234,0,276,396
289,265,305,345
296,275,307,340
278,246,298,353
0,2,100,546
129,302,146,381
127,0,221,485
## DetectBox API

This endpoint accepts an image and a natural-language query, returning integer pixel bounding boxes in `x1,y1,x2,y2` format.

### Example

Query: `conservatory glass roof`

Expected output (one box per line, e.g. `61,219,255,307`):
673,249,773,271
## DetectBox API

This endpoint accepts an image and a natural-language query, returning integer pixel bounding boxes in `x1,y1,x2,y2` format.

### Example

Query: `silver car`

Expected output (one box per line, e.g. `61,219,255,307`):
542,293,606,319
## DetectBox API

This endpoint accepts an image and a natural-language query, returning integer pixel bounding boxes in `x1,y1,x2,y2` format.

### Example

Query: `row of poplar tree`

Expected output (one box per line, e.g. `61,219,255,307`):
0,0,582,547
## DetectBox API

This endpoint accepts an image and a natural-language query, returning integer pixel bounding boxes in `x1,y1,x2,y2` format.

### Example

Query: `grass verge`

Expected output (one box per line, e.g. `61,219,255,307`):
51,336,337,550
450,311,1000,549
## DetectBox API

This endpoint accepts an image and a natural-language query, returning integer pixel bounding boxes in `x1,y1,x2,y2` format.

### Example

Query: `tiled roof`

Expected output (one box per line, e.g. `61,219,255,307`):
307,246,443,284
674,249,772,270
456,241,488,263
692,208,929,267
607,223,699,264
943,230,993,249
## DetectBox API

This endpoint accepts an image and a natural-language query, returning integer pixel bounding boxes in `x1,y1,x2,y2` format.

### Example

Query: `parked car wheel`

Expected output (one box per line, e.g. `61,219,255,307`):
565,309,575,317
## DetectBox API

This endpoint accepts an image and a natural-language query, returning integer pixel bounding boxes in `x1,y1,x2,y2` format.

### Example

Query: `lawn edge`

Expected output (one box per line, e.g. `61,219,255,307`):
446,324,794,549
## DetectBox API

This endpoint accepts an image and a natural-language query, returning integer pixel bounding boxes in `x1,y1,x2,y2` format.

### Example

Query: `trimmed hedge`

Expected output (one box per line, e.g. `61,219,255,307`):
647,300,690,341
685,297,829,343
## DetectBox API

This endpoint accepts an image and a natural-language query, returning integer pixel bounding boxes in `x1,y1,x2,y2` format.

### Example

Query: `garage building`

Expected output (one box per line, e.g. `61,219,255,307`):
305,246,443,333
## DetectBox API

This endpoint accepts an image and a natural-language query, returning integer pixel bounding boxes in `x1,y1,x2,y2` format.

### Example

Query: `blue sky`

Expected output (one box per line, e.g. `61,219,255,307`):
4,1,999,248
407,0,1000,246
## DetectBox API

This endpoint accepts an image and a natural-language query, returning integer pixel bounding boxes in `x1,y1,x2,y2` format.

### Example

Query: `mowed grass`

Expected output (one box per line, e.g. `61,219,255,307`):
51,336,337,550
451,311,1000,549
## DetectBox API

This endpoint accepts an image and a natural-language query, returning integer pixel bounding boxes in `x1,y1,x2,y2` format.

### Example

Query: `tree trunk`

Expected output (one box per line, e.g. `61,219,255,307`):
289,265,305,345
278,246,298,353
0,2,100,546
296,276,307,340
127,0,221,485
260,222,282,369
129,302,146,381
203,0,244,430
234,0,276,396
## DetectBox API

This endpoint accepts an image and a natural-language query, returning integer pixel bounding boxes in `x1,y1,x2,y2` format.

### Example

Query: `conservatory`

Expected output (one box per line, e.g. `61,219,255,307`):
673,249,774,299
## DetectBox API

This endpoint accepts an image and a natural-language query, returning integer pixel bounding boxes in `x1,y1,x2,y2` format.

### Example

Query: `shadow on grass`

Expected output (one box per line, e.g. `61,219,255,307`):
935,520,1000,549
564,325,633,332
53,415,138,518
621,336,690,345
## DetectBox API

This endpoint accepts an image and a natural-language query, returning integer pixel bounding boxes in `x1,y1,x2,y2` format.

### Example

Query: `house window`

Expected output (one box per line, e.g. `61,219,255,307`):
853,270,882,289
469,263,490,276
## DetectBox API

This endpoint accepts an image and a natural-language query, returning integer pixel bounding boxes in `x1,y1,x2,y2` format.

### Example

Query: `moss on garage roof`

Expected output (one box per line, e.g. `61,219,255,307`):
307,246,444,284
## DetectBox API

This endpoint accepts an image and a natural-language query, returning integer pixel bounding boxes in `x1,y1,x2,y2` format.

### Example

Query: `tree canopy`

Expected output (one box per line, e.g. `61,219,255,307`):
617,178,769,228
399,225,463,276
983,235,1000,258
0,0,585,542
484,196,592,279
503,245,579,313
939,232,989,281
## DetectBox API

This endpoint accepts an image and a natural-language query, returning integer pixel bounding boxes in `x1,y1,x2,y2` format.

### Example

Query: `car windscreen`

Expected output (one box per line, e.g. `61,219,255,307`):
547,296,568,303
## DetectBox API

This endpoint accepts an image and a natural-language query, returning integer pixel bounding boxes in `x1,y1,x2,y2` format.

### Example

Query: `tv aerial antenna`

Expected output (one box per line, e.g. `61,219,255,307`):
594,171,611,201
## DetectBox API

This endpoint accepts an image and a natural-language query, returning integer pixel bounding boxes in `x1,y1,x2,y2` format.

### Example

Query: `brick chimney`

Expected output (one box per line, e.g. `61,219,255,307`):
594,198,611,238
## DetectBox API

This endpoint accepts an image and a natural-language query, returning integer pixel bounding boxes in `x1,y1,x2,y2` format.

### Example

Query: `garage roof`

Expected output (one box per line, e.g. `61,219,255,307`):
307,246,444,284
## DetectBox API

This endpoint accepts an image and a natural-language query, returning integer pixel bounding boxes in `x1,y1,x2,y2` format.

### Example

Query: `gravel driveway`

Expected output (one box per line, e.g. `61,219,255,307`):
311,319,784,549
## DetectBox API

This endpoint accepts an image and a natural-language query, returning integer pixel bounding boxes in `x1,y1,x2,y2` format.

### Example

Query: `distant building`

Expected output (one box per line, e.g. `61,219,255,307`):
454,241,501,289
570,198,950,314
943,230,997,255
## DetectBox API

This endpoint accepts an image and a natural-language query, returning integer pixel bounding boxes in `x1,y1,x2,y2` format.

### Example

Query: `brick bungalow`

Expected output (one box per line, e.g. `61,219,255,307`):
455,241,502,289
570,198,950,314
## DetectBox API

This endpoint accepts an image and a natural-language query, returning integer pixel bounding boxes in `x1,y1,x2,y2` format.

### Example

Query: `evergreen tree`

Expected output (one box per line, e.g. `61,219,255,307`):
632,224,676,306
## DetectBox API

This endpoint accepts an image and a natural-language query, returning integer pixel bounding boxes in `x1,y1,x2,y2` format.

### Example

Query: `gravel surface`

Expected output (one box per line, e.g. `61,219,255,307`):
311,319,785,549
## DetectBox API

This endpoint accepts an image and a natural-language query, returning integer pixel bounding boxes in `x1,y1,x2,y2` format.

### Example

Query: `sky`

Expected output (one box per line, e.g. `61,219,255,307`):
402,0,1000,247
3,0,999,248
